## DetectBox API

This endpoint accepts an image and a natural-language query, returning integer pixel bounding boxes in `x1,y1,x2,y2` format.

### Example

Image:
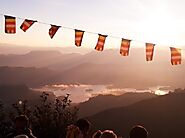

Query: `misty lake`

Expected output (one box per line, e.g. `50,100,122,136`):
34,84,171,103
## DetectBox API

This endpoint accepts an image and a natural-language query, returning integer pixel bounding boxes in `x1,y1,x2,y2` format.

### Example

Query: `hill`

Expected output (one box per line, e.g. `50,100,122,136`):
0,44,91,55
0,66,58,87
0,85,55,106
0,51,82,71
0,49,185,89
78,92,157,117
88,90,185,138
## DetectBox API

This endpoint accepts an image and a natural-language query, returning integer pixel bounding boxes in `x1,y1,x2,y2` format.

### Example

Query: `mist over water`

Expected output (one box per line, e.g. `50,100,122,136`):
34,84,171,103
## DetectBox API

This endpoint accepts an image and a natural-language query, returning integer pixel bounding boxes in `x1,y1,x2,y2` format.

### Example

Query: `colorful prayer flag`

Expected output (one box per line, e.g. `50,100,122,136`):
95,34,107,51
146,43,155,61
75,29,84,47
120,38,131,56
170,47,181,65
20,19,37,32
4,15,16,34
49,25,60,39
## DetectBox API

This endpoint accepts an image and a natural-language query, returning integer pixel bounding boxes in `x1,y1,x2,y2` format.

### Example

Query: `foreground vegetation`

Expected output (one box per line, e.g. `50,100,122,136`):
0,92,78,138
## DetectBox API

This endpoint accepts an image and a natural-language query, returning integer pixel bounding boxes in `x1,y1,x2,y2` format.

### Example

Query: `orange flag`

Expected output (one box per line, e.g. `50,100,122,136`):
20,19,37,32
5,15,16,34
146,43,155,61
75,29,84,47
170,47,181,65
120,38,131,56
95,34,107,51
49,25,60,39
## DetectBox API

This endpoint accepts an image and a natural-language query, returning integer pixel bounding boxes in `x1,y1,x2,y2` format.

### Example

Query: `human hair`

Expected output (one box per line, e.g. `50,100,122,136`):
14,115,29,128
92,130,102,138
14,134,29,138
129,125,148,138
100,130,117,138
76,119,91,132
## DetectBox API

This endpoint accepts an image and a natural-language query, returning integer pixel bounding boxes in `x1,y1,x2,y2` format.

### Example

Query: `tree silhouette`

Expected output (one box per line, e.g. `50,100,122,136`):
0,92,78,138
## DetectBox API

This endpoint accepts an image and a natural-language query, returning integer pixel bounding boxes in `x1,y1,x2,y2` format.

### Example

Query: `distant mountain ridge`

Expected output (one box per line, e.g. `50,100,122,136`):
88,90,185,138
0,48,184,89
0,66,57,87
0,51,82,70
0,44,91,55
78,92,157,117
0,85,55,106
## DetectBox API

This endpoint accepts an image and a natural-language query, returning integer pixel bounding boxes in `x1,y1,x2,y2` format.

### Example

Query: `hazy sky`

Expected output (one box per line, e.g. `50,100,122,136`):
1,0,185,49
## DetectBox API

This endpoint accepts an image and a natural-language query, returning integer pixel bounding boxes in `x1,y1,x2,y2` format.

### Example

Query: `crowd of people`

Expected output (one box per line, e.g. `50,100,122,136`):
66,119,148,138
6,115,148,138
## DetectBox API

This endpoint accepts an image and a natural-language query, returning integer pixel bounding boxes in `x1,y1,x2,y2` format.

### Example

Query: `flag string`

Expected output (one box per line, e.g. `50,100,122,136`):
0,13,185,51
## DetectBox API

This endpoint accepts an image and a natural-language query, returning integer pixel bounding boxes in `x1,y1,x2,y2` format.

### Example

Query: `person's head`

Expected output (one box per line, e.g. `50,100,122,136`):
100,130,117,138
129,125,148,138
92,130,102,138
14,134,29,138
14,115,29,133
76,119,91,135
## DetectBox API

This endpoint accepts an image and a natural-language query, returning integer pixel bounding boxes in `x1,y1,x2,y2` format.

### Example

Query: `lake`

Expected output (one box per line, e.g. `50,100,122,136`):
34,84,171,103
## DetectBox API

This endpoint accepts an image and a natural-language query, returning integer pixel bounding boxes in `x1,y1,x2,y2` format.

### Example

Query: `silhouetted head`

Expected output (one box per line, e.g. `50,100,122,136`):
76,119,91,136
100,130,117,138
129,125,148,138
14,134,29,138
14,115,29,133
92,130,102,138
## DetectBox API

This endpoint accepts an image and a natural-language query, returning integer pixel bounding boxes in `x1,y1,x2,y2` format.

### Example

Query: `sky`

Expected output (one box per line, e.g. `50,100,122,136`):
1,0,185,49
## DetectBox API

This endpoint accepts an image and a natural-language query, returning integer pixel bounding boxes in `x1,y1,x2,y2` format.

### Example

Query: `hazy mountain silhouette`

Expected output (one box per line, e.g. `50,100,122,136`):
88,90,185,138
78,92,157,117
0,43,91,55
0,85,55,106
0,66,58,87
0,48,185,89
0,51,82,70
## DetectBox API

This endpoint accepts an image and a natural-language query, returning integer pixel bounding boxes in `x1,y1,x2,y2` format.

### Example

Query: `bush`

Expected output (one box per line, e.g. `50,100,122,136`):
0,92,78,138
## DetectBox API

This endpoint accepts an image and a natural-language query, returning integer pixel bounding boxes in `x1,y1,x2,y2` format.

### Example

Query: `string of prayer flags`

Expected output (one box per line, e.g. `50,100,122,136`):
146,43,155,61
95,34,107,51
75,29,84,47
120,38,131,56
49,25,60,39
170,47,182,65
20,19,37,32
4,15,16,34
1,14,184,66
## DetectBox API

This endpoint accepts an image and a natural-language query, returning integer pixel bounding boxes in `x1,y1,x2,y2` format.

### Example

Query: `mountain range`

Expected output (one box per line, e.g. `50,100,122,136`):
1,84,185,138
78,92,157,117
88,89,185,138
0,46,184,89
0,85,55,108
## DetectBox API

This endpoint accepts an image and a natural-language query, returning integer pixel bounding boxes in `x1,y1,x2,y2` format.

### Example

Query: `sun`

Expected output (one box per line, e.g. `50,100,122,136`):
155,90,167,95
137,6,184,46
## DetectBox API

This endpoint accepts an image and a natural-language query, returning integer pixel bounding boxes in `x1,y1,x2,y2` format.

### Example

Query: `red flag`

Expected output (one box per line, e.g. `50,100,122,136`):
20,19,37,32
120,38,131,56
95,34,107,51
146,43,155,61
4,15,16,34
75,29,84,47
170,47,181,65
49,25,60,39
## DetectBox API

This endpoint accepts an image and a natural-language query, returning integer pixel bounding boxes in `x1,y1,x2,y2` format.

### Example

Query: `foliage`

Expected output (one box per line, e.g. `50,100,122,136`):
0,92,78,138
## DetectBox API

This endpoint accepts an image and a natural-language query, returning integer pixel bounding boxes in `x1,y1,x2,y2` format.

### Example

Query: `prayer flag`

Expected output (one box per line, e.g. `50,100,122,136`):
95,34,107,51
120,38,131,56
49,25,60,39
75,29,84,47
5,15,16,34
170,47,181,65
146,43,155,61
20,19,36,32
